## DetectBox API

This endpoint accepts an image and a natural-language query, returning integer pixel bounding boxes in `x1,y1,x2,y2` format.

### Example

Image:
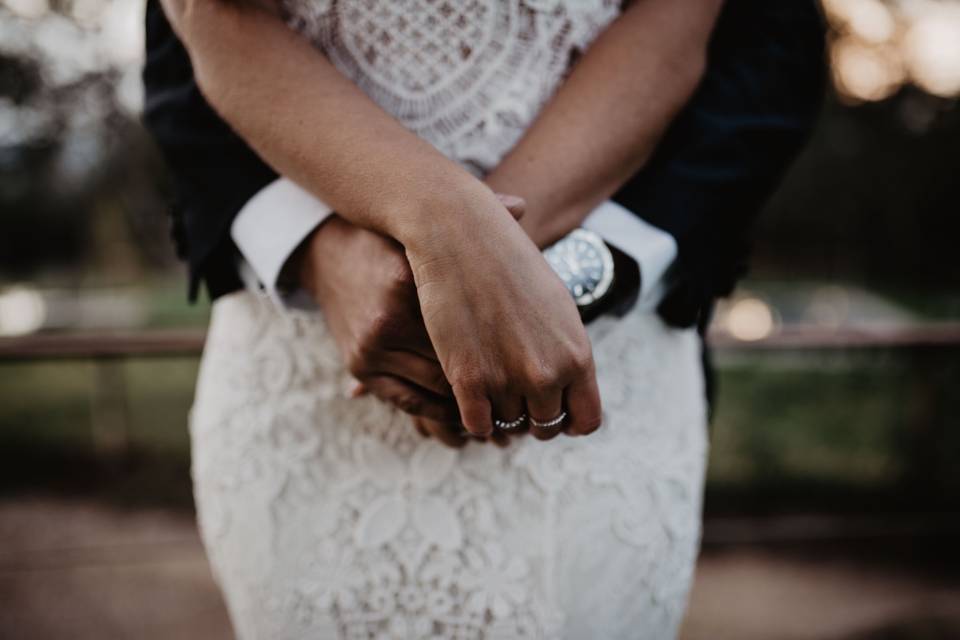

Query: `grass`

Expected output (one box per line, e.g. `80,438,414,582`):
707,349,959,514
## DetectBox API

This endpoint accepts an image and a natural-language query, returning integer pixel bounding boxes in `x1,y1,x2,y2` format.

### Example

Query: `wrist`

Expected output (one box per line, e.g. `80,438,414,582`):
483,173,580,249
299,215,347,301
391,175,503,255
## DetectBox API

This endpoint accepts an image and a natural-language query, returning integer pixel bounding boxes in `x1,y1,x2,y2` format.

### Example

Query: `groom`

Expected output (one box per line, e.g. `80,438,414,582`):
144,0,826,444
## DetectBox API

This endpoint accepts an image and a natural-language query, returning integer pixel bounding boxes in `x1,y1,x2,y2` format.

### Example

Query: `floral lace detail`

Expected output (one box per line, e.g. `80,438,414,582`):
278,0,622,174
191,293,708,639
191,2,706,636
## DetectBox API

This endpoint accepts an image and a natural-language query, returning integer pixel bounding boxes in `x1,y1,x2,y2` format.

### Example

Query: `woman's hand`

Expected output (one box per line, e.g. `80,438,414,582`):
401,186,603,441
302,196,527,448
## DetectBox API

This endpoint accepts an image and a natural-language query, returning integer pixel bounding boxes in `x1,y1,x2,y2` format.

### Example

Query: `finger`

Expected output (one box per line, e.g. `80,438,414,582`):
453,385,494,437
361,375,461,422
491,393,528,438
563,369,603,437
494,193,526,220
411,416,431,438
370,312,438,362
375,350,452,397
488,428,512,448
417,417,469,449
526,386,565,441
367,296,439,363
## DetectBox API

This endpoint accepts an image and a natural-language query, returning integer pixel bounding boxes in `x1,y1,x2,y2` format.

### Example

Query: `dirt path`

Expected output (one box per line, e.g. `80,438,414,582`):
1,498,958,639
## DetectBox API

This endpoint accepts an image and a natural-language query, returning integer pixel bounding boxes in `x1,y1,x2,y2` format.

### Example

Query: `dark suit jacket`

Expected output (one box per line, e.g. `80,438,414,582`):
143,0,826,329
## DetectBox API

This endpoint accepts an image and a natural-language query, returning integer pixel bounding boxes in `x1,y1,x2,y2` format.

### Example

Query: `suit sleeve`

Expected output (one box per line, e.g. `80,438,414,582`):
142,0,278,301
612,0,828,328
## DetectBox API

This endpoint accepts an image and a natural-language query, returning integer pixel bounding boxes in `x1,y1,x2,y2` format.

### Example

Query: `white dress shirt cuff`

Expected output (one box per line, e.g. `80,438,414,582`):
231,178,678,312
230,178,333,306
582,200,678,311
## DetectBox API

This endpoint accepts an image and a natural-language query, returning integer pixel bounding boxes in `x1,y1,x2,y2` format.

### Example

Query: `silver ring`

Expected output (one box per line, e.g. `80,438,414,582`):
529,411,567,430
494,413,527,431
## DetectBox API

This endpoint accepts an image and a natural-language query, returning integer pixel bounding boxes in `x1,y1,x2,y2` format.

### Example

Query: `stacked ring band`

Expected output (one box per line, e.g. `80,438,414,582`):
529,411,568,430
494,413,527,431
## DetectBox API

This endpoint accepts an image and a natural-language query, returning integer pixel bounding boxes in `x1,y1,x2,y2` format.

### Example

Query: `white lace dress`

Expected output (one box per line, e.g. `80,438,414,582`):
189,1,709,638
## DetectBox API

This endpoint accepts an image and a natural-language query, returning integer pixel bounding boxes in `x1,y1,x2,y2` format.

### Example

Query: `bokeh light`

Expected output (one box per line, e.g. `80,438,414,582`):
0,286,46,337
726,297,776,342
824,0,898,43
902,5,960,97
832,39,905,101
824,0,960,102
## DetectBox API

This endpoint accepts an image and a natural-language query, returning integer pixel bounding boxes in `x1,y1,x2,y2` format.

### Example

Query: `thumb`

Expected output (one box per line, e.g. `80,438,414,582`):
495,193,526,221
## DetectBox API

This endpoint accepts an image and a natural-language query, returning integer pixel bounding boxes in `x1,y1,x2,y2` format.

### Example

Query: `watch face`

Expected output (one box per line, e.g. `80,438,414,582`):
543,229,615,306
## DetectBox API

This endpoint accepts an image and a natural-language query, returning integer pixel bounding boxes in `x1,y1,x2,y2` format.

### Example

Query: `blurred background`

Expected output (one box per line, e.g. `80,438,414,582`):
1,0,959,638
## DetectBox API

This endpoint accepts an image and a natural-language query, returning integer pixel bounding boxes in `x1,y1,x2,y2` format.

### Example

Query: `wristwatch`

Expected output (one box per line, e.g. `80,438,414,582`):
543,228,641,323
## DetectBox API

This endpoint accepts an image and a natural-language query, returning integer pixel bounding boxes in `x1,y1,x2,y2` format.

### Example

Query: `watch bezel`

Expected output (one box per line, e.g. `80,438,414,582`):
545,228,615,307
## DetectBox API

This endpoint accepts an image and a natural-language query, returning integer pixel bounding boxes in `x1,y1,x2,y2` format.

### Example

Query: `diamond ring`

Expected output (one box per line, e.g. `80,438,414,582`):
529,411,567,430
494,413,527,431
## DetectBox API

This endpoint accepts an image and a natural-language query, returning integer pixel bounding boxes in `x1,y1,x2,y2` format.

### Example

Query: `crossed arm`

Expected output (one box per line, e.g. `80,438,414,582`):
159,0,722,442
161,0,719,247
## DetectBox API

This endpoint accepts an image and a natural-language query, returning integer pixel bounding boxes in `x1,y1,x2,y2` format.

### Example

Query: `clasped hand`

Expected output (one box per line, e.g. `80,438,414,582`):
301,192,602,448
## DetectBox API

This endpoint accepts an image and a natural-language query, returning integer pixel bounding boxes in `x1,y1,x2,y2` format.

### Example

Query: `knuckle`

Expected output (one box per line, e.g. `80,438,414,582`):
366,311,396,344
572,344,595,373
386,256,416,289
564,342,595,378
484,371,510,396
351,332,383,368
449,367,484,397
523,364,559,395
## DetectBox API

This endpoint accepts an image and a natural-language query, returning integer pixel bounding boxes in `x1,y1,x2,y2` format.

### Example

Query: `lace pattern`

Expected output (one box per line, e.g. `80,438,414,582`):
190,2,709,636
191,292,708,639
279,0,622,174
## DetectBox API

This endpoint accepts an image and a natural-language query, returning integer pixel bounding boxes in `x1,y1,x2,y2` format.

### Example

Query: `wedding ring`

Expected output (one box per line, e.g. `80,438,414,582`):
494,413,527,431
529,411,567,430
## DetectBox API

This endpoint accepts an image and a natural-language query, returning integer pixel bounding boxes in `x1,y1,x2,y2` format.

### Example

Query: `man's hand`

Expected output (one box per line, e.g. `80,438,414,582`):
299,194,525,448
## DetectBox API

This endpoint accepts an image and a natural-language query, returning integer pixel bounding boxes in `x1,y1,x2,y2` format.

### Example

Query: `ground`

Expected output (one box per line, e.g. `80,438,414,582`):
1,498,958,640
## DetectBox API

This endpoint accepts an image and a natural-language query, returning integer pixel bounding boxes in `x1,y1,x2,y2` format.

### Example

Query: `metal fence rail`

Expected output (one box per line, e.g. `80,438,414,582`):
2,323,960,361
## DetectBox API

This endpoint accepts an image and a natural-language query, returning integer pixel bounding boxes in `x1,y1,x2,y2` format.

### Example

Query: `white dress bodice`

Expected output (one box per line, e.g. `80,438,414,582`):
281,0,622,174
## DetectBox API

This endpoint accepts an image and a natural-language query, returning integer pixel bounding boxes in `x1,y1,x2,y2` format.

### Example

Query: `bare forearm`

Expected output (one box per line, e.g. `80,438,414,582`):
160,0,489,246
485,0,723,247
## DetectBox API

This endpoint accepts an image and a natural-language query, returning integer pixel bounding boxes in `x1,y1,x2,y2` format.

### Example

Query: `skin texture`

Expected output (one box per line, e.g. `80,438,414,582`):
161,0,601,441
486,0,724,247
303,196,528,449
310,1,724,444
160,0,722,445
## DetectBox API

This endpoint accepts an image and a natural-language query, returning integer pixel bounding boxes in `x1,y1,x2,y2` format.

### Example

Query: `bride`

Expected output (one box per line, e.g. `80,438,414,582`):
150,0,822,637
